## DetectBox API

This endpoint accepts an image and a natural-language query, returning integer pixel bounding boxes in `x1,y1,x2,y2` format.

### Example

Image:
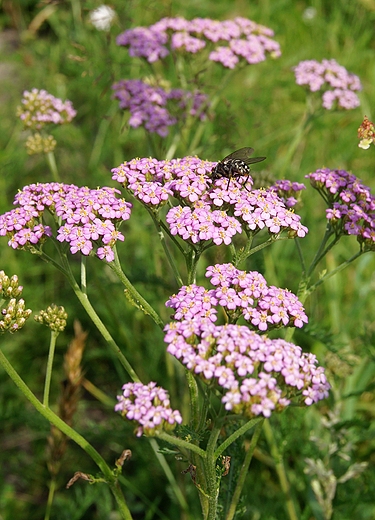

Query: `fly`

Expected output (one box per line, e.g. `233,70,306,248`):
210,147,266,190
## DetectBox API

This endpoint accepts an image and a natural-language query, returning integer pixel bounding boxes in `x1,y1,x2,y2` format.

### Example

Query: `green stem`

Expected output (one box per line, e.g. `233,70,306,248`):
165,131,184,161
46,151,60,182
71,276,141,382
203,422,222,520
284,229,357,343
186,248,201,285
43,330,59,407
157,432,206,458
88,103,118,169
306,249,364,297
157,212,186,256
147,209,184,286
263,419,299,520
306,224,337,279
110,248,165,330
148,438,189,512
37,247,141,381
0,349,133,520
81,255,87,295
44,477,57,520
232,234,254,267
235,234,290,267
215,417,263,460
286,245,364,344
186,370,200,430
225,418,264,520
279,99,321,178
294,238,306,275
55,252,141,382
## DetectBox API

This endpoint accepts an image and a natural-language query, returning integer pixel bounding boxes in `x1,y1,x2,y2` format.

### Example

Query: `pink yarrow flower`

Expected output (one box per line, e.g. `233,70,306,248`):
16,89,76,130
294,59,361,111
116,16,281,68
166,263,308,333
306,168,375,250
112,156,308,246
112,79,208,136
0,183,132,262
115,382,182,436
164,318,330,419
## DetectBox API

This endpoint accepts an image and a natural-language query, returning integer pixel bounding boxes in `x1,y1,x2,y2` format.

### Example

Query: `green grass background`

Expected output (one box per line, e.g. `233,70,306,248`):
0,1,375,519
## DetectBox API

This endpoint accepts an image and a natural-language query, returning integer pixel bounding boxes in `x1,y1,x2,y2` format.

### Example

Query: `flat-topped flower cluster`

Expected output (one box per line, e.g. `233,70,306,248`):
163,263,329,420
115,382,182,437
0,183,132,262
112,79,208,136
306,168,375,249
164,317,330,419
112,156,308,246
17,89,77,130
294,59,361,110
116,16,281,69
166,263,308,333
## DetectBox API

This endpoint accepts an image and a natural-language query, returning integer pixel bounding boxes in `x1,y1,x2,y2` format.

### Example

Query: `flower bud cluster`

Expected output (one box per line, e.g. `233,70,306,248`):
17,89,76,131
0,271,24,299
25,133,57,155
1,297,32,334
166,263,308,333
115,382,182,437
294,59,361,110
117,17,281,69
0,271,31,334
357,116,375,150
34,304,68,332
306,168,375,249
112,156,308,246
0,183,132,262
112,79,208,136
164,318,330,419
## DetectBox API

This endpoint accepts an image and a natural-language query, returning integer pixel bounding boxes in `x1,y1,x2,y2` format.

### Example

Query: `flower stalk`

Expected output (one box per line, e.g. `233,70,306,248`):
0,348,133,520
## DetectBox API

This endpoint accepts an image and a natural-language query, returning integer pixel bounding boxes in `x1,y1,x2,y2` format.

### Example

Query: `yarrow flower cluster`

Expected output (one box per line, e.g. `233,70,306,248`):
306,168,375,249
0,183,132,262
112,156,308,245
116,16,281,69
17,89,77,130
166,263,308,333
357,116,375,150
270,179,306,208
115,382,182,437
112,79,208,137
164,318,330,419
294,59,361,110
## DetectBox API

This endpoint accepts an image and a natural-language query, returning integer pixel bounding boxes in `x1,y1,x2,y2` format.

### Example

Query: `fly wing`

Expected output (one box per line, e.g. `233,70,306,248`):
221,147,266,165
222,147,255,162
246,156,266,165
